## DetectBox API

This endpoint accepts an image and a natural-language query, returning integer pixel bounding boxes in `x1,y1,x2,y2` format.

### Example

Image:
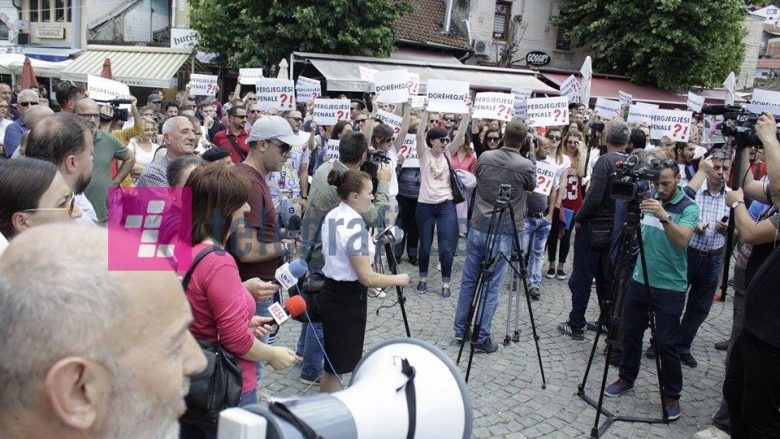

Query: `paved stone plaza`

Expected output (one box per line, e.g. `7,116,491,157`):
261,244,733,439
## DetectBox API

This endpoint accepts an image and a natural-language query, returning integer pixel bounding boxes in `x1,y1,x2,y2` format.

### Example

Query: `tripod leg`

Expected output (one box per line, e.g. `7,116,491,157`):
384,241,411,337
513,268,521,342
504,271,515,346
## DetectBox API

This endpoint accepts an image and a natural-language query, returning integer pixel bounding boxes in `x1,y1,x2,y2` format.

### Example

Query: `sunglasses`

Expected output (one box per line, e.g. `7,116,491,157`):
356,119,367,124
548,136,561,141
25,193,76,218
232,114,248,119
436,137,451,144
566,140,579,145
487,136,500,142
444,117,456,122
650,158,677,169
19,101,38,107
249,109,261,114
247,97,258,101
270,140,292,155
287,117,303,122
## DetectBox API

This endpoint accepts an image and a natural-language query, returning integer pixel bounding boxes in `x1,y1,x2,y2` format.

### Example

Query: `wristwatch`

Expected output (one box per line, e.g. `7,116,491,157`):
731,200,744,209
659,214,673,224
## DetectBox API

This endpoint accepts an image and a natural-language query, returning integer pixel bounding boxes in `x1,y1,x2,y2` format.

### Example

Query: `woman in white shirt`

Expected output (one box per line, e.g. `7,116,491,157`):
318,169,410,393
129,119,160,183
0,98,13,157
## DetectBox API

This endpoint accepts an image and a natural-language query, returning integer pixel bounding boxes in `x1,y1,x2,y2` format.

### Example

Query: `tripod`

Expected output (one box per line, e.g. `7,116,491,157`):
577,198,670,438
455,192,546,387
374,232,412,337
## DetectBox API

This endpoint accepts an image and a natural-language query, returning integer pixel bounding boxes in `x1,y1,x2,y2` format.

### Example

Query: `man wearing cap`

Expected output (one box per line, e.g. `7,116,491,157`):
265,110,312,222
213,105,251,164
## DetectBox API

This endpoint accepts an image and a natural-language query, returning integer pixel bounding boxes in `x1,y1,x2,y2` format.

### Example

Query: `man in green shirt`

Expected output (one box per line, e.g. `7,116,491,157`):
603,160,699,421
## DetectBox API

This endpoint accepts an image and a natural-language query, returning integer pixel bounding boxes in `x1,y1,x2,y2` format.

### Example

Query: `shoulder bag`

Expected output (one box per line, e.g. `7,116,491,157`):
443,153,466,204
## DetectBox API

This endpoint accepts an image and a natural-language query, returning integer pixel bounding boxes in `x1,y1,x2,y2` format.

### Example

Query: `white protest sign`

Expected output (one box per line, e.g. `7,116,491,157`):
87,74,130,101
359,66,377,82
526,96,569,127
406,72,420,95
651,109,693,141
295,76,321,102
170,28,199,49
512,88,533,119
533,160,558,196
375,110,404,139
410,95,426,109
687,92,705,112
256,79,295,112
239,68,264,85
399,134,419,168
189,73,219,96
373,69,410,104
559,75,582,102
746,89,780,116
426,79,470,114
627,102,659,125
325,139,340,163
594,97,621,119
618,90,633,108
472,92,515,122
313,99,350,125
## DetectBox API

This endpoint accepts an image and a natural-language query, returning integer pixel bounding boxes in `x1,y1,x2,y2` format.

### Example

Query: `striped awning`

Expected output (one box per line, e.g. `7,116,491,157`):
60,45,191,89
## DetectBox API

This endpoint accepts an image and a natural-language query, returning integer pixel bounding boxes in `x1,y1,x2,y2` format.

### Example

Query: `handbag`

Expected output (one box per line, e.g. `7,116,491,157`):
180,245,243,428
443,154,466,204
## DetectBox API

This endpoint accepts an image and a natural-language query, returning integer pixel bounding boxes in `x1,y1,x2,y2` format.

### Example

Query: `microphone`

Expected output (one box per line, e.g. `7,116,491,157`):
287,214,302,240
268,295,307,326
376,225,405,245
700,104,742,116
274,258,308,290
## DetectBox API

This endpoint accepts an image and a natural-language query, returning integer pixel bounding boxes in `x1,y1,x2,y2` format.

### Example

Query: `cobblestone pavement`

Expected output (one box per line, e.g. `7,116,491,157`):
260,241,733,439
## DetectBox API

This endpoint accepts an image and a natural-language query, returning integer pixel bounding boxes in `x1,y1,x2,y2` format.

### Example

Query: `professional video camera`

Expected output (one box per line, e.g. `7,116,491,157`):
496,183,513,207
609,155,659,201
701,104,780,148
359,150,391,195
367,150,392,165
98,98,132,123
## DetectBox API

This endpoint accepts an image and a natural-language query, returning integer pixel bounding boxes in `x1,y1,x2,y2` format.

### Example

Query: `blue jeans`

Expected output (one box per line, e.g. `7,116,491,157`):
295,321,324,377
415,200,456,282
567,223,612,330
676,249,724,354
523,217,552,289
619,280,686,399
453,228,514,343
254,293,278,382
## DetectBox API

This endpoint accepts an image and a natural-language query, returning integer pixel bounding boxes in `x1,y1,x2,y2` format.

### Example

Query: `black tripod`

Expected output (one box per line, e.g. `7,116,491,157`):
374,232,412,337
455,187,546,387
577,198,670,438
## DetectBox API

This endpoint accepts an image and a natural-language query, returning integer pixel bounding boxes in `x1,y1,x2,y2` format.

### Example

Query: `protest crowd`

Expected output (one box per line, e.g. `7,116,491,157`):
1,63,779,439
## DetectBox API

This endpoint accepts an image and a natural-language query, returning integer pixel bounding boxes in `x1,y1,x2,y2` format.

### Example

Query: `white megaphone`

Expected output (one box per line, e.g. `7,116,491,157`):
217,338,473,439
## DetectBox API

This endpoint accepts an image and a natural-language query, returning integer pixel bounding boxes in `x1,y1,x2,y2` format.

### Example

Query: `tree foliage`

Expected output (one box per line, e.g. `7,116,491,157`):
190,0,412,73
554,0,747,91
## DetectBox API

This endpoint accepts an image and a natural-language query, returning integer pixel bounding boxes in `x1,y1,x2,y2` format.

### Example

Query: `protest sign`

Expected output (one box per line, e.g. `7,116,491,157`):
313,99,351,125
410,95,426,109
238,68,264,85
526,96,569,127
651,109,693,141
512,88,533,119
359,66,377,83
87,74,130,101
746,88,780,116
618,90,633,108
426,79,470,114
687,92,705,112
594,98,621,119
295,76,321,102
399,134,419,168
373,69,410,104
472,92,515,122
533,160,558,196
375,110,404,139
325,139,340,163
190,74,218,96
256,79,295,112
559,75,582,102
406,72,420,95
627,102,660,125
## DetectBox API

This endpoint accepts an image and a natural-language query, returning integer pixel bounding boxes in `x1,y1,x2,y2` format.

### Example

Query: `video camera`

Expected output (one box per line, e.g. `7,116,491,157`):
367,150,392,165
495,183,514,207
99,98,133,123
610,155,659,201
701,104,780,148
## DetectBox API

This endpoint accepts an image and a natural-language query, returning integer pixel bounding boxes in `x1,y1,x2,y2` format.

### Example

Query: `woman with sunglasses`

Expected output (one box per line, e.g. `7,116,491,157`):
473,126,503,157
0,158,81,239
415,109,471,298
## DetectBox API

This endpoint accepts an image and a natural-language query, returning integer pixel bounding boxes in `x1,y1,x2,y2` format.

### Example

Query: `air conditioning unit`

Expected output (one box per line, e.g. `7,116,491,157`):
473,39,492,56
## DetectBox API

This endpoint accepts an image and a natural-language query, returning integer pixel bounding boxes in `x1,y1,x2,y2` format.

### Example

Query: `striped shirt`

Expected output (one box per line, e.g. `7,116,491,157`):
684,184,730,251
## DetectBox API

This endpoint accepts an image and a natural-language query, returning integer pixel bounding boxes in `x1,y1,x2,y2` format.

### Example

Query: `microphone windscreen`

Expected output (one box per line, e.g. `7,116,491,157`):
390,226,405,244
288,259,309,278
285,295,307,317
288,214,302,231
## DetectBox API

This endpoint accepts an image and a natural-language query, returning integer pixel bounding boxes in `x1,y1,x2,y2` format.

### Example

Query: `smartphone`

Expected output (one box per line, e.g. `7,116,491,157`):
721,215,729,223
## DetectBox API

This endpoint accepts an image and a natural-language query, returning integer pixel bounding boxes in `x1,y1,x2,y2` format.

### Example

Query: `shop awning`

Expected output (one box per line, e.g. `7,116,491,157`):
22,47,83,63
0,53,72,78
294,52,559,94
540,71,686,107
60,45,191,89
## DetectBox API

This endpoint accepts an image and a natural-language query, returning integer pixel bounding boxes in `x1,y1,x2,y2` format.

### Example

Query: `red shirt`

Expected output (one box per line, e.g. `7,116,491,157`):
186,243,257,395
213,128,250,164
231,163,281,281
451,151,477,175
561,174,584,212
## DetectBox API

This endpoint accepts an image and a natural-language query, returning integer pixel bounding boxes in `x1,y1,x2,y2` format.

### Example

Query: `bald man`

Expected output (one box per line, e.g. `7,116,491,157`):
0,224,206,439
11,104,54,158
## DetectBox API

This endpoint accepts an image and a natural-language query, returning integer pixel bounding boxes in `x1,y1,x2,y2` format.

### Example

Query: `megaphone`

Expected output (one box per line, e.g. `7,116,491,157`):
217,338,473,439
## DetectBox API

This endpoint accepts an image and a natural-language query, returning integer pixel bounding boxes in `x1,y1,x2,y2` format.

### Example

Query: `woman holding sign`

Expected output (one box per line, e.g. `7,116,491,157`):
415,109,471,298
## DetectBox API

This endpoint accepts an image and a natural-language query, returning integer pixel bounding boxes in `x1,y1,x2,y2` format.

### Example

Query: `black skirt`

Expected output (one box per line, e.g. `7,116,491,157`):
319,277,368,374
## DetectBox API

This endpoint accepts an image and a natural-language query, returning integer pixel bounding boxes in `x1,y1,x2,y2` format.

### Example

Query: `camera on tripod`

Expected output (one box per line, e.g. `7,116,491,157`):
701,105,780,148
609,155,659,201
496,183,514,207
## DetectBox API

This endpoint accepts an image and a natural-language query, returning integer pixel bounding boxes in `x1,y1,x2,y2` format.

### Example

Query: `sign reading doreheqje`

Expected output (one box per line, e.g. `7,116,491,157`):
239,68,264,85
526,96,569,127
746,88,780,116
651,109,693,141
313,99,351,125
256,79,295,112
88,74,130,101
627,102,659,125
426,79,469,114
295,76,321,102
373,69,409,104
472,92,515,122
189,74,218,96
593,97,621,120
375,110,404,139
512,88,533,119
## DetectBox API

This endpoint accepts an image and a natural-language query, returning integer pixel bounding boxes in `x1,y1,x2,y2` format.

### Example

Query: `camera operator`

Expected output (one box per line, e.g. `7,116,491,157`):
604,160,699,421
723,111,780,437
453,119,536,354
558,120,629,340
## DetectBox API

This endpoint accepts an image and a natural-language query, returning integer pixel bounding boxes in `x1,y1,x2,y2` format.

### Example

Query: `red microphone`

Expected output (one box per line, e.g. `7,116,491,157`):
268,295,307,325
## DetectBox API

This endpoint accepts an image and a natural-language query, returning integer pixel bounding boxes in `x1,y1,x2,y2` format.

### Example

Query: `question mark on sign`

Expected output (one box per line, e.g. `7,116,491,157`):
498,104,507,117
336,111,346,120
280,94,289,107
673,123,683,138
553,109,562,122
